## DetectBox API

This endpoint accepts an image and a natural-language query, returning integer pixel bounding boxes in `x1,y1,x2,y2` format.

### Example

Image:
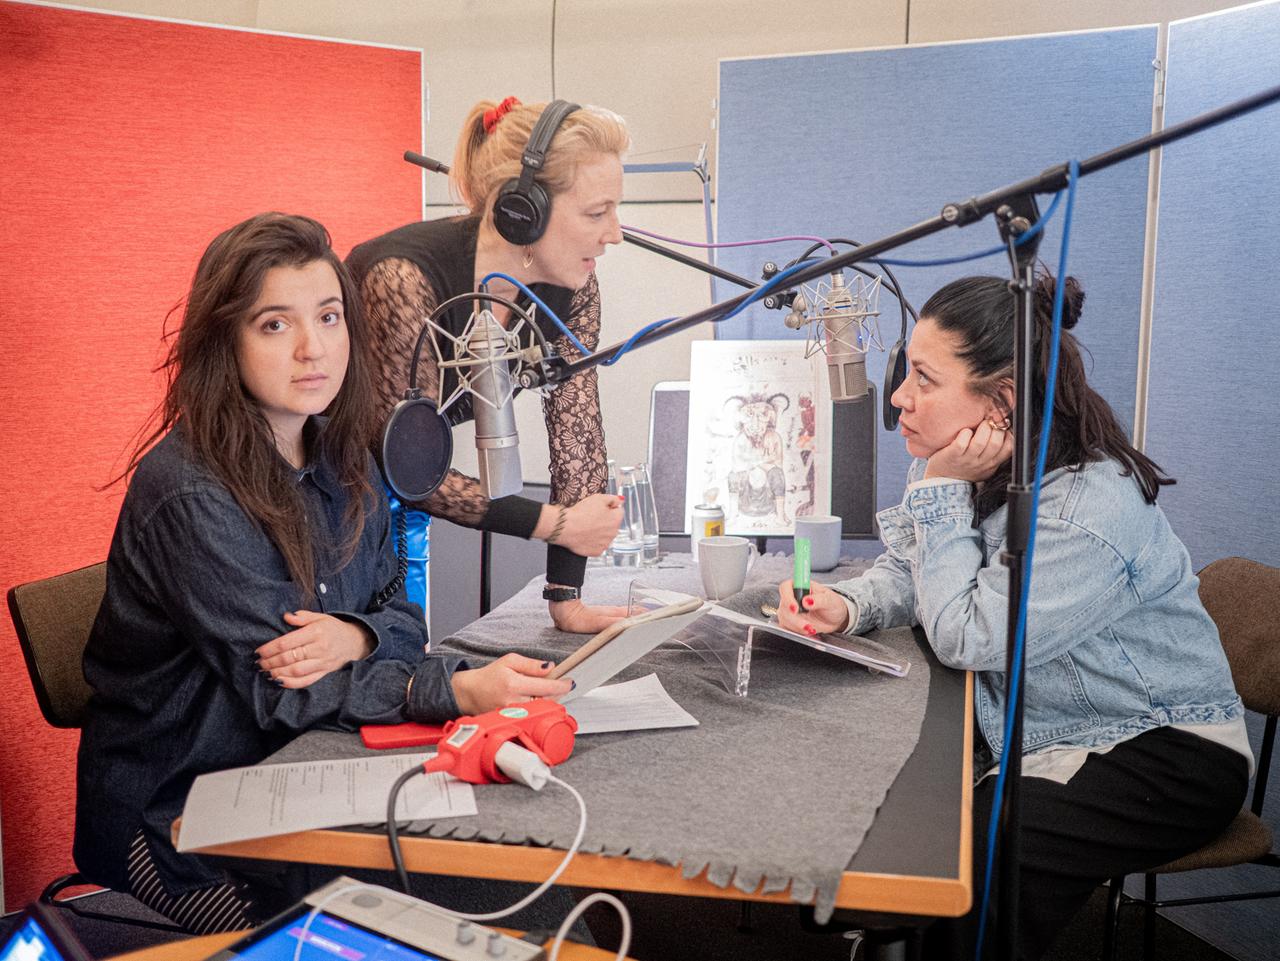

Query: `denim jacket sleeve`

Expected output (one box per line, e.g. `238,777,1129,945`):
829,548,919,634
135,487,465,727
827,460,924,633
890,477,1134,672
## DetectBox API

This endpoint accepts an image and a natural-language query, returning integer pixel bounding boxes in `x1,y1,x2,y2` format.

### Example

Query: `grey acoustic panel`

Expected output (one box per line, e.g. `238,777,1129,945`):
486,482,553,608
427,482,551,642
426,517,480,643
648,381,692,534
1145,1,1280,570
717,28,1157,508
832,388,878,537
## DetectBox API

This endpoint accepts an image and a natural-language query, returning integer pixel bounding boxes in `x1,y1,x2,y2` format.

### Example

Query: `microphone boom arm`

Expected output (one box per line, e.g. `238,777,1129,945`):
531,81,1280,387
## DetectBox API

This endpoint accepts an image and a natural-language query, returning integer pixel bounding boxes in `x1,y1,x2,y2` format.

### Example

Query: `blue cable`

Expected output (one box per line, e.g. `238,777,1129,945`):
973,159,1079,961
486,187,1063,370
876,190,1064,268
601,257,823,365
479,272,591,356
481,263,819,369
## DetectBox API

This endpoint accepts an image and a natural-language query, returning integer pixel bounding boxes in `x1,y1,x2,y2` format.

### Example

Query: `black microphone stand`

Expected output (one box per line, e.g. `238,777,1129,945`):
540,81,1280,387
992,194,1044,960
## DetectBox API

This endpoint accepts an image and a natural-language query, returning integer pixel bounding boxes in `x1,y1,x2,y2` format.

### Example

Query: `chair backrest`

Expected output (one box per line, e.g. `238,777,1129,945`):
7,561,105,729
1198,556,1280,717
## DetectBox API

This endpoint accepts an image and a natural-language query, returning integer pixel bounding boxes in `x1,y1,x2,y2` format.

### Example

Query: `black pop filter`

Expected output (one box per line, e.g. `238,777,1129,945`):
382,395,453,502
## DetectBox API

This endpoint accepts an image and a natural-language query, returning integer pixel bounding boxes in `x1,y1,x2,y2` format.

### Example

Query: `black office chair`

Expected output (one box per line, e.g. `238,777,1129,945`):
7,562,185,933
1102,556,1280,961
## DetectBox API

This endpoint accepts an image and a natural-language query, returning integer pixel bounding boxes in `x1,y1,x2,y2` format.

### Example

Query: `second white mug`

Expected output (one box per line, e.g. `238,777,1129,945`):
698,535,754,600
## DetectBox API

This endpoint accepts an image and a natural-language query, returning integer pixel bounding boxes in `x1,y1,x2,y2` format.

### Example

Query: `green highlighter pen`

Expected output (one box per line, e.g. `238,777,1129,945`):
793,537,812,606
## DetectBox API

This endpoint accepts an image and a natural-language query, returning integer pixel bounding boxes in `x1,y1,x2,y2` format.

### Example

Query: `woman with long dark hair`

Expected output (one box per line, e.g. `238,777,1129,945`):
75,213,571,933
777,273,1250,959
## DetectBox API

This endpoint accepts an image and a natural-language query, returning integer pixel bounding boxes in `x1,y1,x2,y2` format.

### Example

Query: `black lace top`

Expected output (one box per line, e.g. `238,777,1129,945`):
346,216,609,588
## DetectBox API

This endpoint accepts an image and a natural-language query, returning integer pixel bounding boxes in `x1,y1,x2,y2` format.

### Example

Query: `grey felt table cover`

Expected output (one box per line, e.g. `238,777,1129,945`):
266,554,929,923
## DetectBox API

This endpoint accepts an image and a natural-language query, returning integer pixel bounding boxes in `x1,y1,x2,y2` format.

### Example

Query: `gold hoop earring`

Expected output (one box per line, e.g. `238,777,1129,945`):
522,246,534,270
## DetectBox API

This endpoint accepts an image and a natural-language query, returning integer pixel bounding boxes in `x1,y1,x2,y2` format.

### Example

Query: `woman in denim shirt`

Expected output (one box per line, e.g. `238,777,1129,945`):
75,214,571,934
777,273,1250,959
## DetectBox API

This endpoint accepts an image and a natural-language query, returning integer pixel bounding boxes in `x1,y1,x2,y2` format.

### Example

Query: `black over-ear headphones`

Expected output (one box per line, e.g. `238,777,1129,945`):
882,307,911,432
492,99,581,247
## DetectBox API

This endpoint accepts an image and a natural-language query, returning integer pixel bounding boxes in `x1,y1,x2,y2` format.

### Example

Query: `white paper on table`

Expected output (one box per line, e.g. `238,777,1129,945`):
565,673,699,734
176,752,476,852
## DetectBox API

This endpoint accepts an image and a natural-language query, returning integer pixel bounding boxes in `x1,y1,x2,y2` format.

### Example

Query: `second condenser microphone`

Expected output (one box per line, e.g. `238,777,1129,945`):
820,272,870,403
465,307,523,498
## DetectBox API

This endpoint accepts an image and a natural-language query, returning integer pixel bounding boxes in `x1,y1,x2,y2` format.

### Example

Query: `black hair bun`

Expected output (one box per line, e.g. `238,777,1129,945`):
1033,272,1084,330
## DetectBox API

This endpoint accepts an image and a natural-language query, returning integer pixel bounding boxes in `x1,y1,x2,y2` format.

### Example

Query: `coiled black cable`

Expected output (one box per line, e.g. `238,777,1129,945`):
373,506,409,608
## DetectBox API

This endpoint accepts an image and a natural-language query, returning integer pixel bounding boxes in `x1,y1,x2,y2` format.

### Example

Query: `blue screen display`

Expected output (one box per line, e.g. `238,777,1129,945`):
237,912,445,961
1,918,68,961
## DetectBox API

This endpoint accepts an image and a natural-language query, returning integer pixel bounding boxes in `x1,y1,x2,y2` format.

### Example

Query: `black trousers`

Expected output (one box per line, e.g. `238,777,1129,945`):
926,725,1248,961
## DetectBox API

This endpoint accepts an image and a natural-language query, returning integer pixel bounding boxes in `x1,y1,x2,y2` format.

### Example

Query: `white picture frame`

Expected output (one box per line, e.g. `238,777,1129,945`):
684,340,833,536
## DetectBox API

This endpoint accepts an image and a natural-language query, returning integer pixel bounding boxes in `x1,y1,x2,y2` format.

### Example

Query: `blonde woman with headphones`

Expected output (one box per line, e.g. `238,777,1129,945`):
348,98,632,635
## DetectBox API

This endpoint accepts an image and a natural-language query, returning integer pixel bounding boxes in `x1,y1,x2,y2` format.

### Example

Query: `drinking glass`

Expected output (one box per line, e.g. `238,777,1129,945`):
592,458,619,565
612,465,645,566
632,462,661,565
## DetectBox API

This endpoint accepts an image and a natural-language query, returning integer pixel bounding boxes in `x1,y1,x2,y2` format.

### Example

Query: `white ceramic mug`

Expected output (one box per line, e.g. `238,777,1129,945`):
698,535,754,600
794,515,843,572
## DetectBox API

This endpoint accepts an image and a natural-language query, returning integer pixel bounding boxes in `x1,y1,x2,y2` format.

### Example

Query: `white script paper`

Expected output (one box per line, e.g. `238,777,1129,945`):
176,753,476,852
566,673,699,734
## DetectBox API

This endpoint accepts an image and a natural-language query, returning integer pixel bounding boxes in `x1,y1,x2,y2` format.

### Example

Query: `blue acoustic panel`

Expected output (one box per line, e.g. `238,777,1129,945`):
717,29,1156,516
1146,1,1280,571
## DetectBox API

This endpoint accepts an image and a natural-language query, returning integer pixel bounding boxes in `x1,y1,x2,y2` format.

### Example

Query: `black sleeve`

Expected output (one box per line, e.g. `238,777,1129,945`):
136,490,468,729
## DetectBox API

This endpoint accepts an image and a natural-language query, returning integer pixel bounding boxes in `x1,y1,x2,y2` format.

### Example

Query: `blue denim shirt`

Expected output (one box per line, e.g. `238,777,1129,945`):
832,458,1244,759
75,420,469,895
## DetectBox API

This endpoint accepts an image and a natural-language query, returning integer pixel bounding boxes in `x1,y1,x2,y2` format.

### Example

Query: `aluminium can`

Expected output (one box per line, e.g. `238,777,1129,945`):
692,503,725,560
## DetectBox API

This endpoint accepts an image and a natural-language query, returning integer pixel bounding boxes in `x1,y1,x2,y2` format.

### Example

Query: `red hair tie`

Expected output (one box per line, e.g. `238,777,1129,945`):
483,96,521,136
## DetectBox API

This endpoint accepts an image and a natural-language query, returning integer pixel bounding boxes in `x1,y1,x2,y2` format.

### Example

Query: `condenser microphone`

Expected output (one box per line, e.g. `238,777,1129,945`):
819,272,870,403
464,307,523,499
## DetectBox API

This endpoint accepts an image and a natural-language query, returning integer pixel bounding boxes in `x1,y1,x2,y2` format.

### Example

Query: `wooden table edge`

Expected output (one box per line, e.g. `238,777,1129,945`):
187,830,972,918
186,671,973,922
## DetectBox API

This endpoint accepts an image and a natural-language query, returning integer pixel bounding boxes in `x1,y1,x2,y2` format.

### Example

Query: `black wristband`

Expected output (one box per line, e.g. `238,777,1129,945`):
542,585,581,602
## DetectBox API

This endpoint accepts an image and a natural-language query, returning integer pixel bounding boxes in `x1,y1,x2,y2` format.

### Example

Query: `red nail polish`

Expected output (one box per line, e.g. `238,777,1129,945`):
790,604,797,613
805,625,816,635
803,597,814,608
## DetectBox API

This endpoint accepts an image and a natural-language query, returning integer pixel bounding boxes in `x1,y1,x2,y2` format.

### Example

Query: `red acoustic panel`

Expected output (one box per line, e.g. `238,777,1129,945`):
0,0,421,910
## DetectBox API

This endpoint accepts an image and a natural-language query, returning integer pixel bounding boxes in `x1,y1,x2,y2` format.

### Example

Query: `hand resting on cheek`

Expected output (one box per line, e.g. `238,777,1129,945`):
924,418,1014,483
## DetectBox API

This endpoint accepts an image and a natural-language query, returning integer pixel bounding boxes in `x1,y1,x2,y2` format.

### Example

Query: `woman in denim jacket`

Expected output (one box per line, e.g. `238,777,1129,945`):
76,214,571,934
777,273,1250,960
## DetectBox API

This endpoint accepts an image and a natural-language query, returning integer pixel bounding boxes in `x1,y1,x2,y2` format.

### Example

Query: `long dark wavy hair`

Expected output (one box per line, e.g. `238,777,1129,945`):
123,213,378,597
920,271,1174,520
